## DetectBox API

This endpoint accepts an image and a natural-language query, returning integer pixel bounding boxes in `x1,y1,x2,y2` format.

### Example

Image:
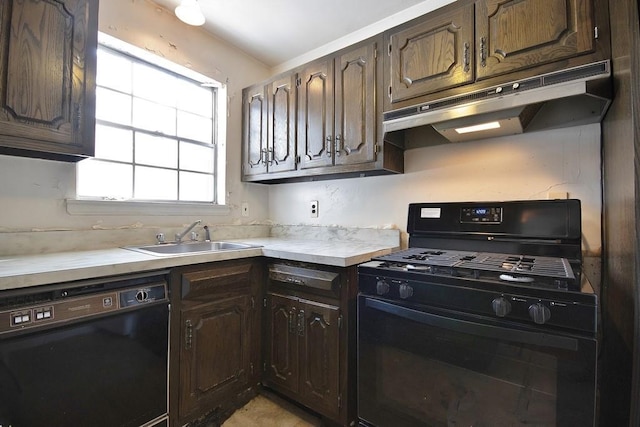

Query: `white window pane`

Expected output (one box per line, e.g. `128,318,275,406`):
177,111,212,143
97,49,132,93
96,87,132,125
180,172,214,202
95,125,133,162
177,80,213,117
133,62,178,106
133,98,176,135
77,159,133,199
136,133,177,168
180,142,214,173
135,166,177,200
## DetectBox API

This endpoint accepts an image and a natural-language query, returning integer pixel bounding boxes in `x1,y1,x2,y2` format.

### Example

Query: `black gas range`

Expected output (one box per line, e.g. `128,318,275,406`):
357,200,598,427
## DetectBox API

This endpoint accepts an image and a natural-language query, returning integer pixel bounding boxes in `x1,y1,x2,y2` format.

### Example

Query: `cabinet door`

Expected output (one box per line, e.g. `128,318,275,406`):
264,293,299,394
298,299,341,418
242,84,268,177
334,42,377,166
179,295,252,417
268,75,297,174
0,0,98,160
297,59,334,170
476,0,595,79
387,4,475,105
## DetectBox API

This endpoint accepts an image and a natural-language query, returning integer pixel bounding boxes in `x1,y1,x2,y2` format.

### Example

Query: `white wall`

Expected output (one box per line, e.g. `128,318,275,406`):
0,0,271,233
268,124,603,254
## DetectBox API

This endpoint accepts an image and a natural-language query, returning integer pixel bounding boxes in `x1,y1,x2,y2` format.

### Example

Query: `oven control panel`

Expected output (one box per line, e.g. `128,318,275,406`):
358,269,597,334
460,206,503,224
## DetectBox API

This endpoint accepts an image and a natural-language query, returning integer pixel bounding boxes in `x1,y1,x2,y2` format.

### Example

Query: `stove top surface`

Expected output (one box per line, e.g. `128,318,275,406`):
371,247,578,291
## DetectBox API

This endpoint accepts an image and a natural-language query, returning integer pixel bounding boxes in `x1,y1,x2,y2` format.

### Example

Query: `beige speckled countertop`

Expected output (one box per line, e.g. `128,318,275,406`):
0,236,399,291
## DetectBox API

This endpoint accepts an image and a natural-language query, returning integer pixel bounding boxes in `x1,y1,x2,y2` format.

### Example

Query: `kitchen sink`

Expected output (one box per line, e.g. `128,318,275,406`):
124,241,262,256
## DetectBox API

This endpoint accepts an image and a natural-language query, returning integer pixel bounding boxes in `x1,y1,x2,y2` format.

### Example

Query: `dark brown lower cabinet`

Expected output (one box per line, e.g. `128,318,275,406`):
263,262,357,426
170,259,263,426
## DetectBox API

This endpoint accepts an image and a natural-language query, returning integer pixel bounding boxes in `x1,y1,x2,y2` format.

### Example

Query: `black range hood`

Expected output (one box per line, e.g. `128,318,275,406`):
383,60,612,143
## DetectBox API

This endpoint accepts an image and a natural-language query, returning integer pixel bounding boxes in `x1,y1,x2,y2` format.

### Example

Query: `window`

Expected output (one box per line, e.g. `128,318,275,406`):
77,34,225,205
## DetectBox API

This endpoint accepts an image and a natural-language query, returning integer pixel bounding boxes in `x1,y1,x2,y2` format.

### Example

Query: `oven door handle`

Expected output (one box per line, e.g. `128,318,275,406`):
365,298,580,352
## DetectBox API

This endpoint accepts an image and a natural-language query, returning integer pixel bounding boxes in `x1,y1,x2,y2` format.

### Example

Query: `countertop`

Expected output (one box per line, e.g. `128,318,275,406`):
0,237,399,291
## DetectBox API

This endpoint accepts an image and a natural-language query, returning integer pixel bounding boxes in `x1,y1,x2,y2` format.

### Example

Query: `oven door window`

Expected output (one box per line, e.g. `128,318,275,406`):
0,303,169,427
358,296,596,427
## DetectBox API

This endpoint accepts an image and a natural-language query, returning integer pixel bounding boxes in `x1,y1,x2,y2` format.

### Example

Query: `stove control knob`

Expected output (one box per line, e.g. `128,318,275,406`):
376,280,390,295
491,297,512,317
529,303,551,324
399,284,414,299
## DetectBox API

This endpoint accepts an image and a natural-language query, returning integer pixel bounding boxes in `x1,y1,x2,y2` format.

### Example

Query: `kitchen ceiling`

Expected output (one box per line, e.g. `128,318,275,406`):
149,0,441,67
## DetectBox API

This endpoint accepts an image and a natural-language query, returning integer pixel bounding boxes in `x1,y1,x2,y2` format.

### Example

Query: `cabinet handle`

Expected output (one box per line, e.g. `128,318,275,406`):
297,309,305,336
286,277,305,286
185,319,193,350
260,148,267,165
267,147,275,165
326,136,333,157
335,135,342,157
463,42,471,73
288,308,297,334
480,36,487,68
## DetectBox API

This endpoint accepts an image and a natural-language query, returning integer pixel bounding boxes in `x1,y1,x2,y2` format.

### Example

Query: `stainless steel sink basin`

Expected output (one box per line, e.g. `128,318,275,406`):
124,241,261,256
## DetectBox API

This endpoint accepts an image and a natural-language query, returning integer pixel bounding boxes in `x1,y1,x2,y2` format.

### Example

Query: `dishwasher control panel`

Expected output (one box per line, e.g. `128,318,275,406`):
0,278,167,335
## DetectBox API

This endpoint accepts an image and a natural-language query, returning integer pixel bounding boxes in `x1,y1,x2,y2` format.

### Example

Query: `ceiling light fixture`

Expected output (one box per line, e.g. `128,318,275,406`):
175,0,205,26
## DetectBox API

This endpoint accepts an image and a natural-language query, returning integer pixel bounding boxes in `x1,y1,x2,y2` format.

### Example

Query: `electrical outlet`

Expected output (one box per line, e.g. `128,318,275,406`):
310,200,319,218
241,202,249,217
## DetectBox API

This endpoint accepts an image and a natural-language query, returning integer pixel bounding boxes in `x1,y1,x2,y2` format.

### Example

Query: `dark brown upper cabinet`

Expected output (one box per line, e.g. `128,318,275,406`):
385,0,606,110
296,39,381,171
387,3,475,106
475,0,596,79
242,74,297,178
242,36,403,183
0,0,98,161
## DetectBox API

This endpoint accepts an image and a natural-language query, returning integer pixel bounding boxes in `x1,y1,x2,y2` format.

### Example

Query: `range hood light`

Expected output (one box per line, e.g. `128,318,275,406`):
455,121,501,134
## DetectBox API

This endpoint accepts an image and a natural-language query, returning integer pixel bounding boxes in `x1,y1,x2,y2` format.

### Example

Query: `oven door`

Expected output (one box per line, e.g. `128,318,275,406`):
357,295,597,427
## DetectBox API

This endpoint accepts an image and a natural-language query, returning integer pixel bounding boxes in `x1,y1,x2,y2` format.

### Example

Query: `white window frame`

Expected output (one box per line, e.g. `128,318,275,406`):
67,33,229,216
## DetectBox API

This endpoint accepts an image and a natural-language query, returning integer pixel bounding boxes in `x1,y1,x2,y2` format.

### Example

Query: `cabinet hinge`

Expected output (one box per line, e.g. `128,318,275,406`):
338,314,343,330
263,297,267,308
338,393,342,409
374,48,378,60
296,77,302,87
374,144,380,154
296,155,301,164
594,26,599,40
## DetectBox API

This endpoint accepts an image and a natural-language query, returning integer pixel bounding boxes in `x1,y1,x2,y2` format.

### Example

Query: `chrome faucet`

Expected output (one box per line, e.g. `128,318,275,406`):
175,220,201,243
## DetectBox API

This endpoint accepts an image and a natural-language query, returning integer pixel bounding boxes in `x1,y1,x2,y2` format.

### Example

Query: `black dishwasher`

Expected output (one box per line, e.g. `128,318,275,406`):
0,271,170,427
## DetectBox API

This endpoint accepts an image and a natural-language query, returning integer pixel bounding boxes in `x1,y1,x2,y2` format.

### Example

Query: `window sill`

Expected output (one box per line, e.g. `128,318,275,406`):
66,199,232,216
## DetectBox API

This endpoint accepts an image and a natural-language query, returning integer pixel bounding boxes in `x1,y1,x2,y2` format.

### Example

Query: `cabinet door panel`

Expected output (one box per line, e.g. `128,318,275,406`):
268,75,297,173
242,85,268,176
476,0,595,79
297,59,334,170
265,293,299,394
179,295,251,417
0,0,97,158
299,299,340,417
335,43,377,166
388,4,475,105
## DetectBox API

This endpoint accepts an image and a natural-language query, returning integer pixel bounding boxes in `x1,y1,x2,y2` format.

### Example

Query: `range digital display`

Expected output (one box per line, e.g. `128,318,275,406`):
461,207,502,223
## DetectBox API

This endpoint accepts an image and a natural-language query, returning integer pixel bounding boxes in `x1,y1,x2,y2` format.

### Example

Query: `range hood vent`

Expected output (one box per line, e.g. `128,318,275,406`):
383,60,612,144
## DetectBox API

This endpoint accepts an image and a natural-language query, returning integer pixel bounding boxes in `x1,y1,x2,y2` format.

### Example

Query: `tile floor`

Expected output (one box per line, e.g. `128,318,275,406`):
221,393,322,427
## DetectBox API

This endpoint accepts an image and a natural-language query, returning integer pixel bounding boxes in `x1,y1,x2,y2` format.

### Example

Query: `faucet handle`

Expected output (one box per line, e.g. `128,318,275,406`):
156,233,166,244
190,231,198,241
